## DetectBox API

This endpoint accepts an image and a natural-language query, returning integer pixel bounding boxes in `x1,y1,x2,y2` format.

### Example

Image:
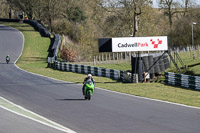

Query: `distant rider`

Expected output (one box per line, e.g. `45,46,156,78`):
82,74,95,95
6,55,10,63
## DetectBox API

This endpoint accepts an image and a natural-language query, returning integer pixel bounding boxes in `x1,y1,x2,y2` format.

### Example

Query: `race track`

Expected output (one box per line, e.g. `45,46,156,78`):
0,24,200,133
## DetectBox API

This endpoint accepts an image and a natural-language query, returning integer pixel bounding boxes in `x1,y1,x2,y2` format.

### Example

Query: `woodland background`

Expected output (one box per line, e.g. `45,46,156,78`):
0,0,200,61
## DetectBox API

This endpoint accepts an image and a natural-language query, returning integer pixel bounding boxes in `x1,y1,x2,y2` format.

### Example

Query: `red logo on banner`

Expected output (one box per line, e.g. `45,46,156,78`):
150,39,162,48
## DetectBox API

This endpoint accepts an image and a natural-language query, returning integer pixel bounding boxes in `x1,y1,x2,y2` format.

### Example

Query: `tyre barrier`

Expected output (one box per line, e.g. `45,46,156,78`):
53,61,120,80
165,72,200,90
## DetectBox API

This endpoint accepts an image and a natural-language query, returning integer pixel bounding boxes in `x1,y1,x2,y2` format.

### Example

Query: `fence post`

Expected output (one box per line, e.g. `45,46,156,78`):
113,53,115,64
121,52,123,62
102,53,104,64
117,53,119,63
99,55,101,64
96,56,98,65
93,56,96,66
198,45,200,59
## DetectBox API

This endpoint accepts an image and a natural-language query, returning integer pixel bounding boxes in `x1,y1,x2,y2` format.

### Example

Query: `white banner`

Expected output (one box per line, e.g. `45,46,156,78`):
112,36,168,52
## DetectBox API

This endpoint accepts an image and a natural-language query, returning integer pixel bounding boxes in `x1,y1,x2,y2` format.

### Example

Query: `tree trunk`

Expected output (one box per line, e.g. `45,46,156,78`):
184,0,189,16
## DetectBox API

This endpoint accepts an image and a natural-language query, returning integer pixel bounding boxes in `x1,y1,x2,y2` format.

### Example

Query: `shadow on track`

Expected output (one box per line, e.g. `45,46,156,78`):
56,98,85,101
0,63,14,64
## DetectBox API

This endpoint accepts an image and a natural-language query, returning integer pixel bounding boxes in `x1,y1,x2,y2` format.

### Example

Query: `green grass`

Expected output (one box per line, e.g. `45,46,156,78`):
96,62,131,71
95,51,200,75
1,22,200,107
173,51,200,75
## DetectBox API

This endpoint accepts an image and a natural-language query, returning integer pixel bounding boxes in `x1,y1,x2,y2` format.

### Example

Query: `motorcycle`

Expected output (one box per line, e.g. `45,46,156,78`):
84,80,95,100
6,57,10,64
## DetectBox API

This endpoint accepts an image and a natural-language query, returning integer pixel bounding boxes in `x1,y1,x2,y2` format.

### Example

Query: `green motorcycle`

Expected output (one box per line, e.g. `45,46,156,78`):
84,80,95,100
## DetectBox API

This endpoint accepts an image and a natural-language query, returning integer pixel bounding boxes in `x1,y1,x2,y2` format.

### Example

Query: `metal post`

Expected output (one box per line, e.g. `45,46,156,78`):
192,22,197,59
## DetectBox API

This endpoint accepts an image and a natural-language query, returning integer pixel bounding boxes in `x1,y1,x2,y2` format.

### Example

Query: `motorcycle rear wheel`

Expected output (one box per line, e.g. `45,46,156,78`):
88,92,91,100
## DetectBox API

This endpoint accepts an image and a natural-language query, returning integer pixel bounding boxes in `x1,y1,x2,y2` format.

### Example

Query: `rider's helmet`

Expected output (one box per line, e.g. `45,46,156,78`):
88,74,92,78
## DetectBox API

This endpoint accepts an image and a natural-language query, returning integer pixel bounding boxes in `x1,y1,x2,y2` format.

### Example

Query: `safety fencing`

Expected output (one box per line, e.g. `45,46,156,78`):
165,72,200,90
52,61,121,80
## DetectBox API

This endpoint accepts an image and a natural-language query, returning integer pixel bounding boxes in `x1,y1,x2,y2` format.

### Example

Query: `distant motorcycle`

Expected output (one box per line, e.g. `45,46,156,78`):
84,80,95,100
6,56,10,64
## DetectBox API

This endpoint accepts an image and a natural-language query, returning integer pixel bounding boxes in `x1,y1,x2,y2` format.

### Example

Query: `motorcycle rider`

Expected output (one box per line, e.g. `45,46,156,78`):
82,74,95,95
6,55,10,63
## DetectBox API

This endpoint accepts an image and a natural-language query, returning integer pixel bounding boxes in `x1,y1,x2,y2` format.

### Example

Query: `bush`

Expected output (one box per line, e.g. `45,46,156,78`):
53,20,81,42
60,46,77,62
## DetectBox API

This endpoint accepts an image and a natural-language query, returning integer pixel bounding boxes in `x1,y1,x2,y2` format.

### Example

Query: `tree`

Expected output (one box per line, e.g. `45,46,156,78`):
169,8,200,47
41,0,67,32
102,0,152,37
159,0,182,27
65,6,86,23
6,0,37,19
0,0,9,18
184,0,189,16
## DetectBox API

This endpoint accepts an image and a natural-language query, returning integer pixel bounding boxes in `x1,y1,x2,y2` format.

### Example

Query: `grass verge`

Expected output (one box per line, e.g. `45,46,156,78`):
1,22,200,107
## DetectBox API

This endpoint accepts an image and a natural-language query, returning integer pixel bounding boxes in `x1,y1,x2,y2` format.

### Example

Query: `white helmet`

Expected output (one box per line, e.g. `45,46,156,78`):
88,74,92,77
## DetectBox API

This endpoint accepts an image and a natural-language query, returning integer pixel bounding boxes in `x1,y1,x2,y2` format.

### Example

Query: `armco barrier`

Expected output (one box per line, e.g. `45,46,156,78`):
23,20,50,37
0,18,20,22
53,61,120,80
165,72,200,90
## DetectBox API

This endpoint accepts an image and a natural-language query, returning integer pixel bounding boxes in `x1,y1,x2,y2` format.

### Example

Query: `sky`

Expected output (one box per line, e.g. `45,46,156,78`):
152,0,200,8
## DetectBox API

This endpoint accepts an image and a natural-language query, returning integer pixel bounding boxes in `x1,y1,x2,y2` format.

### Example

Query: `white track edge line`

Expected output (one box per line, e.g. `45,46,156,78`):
96,87,200,110
0,97,76,133
0,105,76,133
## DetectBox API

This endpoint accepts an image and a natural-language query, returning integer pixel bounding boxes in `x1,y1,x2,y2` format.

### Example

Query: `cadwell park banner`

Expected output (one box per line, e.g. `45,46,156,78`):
112,36,168,52
98,36,168,52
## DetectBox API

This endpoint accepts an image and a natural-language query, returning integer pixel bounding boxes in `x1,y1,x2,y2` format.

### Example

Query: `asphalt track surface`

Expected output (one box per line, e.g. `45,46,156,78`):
0,25,200,133
0,107,66,133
